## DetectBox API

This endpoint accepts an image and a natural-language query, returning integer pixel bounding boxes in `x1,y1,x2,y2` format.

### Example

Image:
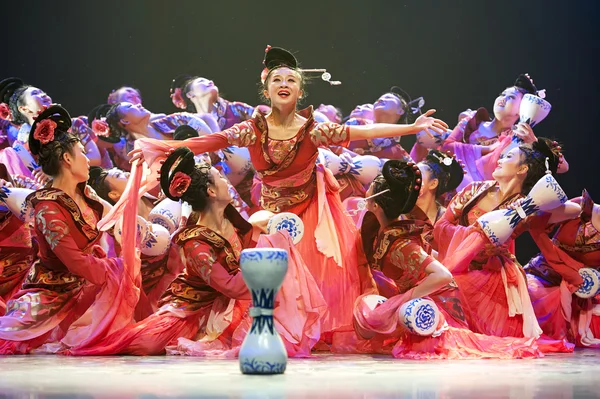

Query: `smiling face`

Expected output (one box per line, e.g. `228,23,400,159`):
493,86,523,120
263,67,303,108
492,147,528,181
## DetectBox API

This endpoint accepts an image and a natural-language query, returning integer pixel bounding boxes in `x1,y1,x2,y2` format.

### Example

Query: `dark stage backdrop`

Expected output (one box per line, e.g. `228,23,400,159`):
3,0,599,263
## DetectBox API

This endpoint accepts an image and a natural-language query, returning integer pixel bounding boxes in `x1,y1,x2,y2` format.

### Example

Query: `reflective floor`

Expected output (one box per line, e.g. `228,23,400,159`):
0,350,598,398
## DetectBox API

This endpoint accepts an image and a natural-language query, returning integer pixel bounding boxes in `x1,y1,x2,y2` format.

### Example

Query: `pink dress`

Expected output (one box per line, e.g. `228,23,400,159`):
441,108,513,192
137,107,366,339
352,211,542,360
0,186,140,354
433,181,573,353
66,205,326,357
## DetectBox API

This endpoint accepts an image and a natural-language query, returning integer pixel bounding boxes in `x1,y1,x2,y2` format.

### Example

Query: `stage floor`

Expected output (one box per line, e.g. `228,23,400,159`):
0,350,598,398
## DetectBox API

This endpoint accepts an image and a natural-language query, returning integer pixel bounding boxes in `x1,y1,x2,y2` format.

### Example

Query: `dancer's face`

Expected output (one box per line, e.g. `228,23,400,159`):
492,147,528,180
105,168,130,202
187,77,219,101
264,67,303,108
208,167,232,203
493,87,523,120
373,93,404,121
117,102,151,128
110,87,142,105
316,104,341,123
63,142,90,183
350,104,374,120
417,163,437,198
19,86,52,119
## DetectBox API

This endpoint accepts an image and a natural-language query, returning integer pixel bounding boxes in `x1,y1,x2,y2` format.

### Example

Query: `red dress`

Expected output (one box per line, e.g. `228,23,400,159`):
527,194,600,347
433,181,574,352
352,211,542,359
67,205,325,357
0,212,35,314
138,106,364,337
0,187,139,354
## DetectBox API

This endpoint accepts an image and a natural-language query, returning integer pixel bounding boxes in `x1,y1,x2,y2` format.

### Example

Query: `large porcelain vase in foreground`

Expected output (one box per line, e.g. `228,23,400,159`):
239,248,288,375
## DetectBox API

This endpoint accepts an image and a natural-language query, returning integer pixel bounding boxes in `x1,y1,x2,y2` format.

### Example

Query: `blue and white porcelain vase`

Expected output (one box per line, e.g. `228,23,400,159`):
239,248,288,375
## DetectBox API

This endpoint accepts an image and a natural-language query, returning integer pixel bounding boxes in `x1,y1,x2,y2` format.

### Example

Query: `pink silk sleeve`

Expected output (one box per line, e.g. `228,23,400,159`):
183,241,251,300
409,142,430,163
137,120,257,166
441,118,471,154
433,183,486,273
34,201,115,285
475,135,512,181
442,119,484,186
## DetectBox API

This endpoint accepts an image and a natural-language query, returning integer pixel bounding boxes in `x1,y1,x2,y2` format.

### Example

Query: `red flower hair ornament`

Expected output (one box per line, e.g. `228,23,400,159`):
33,119,57,145
0,103,11,121
91,118,110,137
171,88,187,110
168,171,192,198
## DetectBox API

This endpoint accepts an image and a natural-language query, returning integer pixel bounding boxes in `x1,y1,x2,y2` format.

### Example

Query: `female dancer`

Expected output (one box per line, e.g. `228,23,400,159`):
0,105,140,354
414,150,465,227
349,87,423,161
129,47,449,340
440,74,568,191
170,74,259,208
98,101,212,171
352,160,542,359
67,147,325,356
434,139,579,348
526,189,600,347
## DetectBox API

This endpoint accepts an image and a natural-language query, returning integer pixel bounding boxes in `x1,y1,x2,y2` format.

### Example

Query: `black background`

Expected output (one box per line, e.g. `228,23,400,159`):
3,0,599,262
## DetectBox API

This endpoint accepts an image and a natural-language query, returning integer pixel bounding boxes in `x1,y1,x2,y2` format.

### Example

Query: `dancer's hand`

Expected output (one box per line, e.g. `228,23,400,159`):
506,197,528,211
513,123,537,144
128,148,144,164
0,179,13,188
413,110,449,135
32,167,50,186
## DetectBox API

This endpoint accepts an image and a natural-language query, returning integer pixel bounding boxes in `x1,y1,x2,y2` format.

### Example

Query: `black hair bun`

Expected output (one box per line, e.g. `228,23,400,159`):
423,150,464,194
514,74,538,95
29,104,71,156
382,160,421,214
173,125,199,141
160,147,197,201
0,77,24,105
264,47,298,70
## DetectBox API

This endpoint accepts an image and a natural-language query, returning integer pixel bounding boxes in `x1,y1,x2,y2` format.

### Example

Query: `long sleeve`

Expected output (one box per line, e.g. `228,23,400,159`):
433,183,486,273
34,201,114,285
310,122,350,148
388,240,436,294
183,240,250,300
138,120,257,166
